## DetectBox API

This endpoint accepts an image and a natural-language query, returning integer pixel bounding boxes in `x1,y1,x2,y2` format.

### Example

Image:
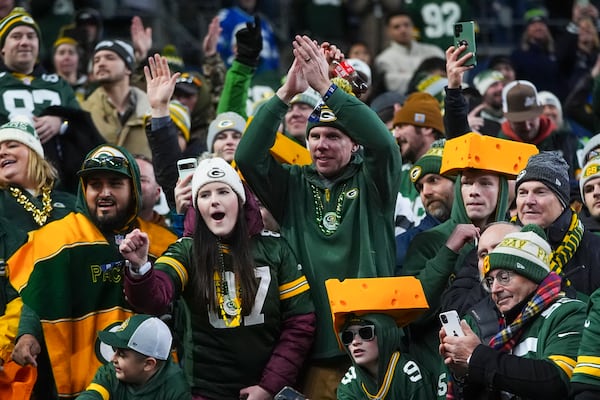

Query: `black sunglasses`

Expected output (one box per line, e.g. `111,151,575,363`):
340,325,375,345
83,155,128,170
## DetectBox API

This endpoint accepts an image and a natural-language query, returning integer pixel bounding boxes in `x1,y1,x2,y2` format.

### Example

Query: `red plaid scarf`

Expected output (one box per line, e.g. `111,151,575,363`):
488,272,562,351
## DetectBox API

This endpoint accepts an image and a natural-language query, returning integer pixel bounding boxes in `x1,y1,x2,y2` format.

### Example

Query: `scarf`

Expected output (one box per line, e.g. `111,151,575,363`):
511,210,583,286
488,272,562,351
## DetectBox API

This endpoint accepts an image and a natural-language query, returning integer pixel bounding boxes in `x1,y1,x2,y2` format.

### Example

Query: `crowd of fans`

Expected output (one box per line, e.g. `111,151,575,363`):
4,0,600,399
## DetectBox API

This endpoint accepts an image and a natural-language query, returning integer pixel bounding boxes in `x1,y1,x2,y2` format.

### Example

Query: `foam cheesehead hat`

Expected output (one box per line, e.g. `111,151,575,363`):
410,139,450,186
0,7,40,48
206,111,246,152
392,92,445,135
473,69,504,96
77,145,132,178
502,80,543,122
515,151,570,207
192,157,246,209
483,224,551,284
0,115,43,157
169,100,191,142
98,314,172,360
94,39,135,71
580,156,600,201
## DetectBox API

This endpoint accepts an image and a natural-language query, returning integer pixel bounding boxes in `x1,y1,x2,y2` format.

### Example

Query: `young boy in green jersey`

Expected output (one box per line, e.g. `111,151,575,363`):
76,314,190,399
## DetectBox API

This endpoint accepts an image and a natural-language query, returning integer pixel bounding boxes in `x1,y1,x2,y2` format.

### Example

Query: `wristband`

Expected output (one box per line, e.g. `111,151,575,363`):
322,83,338,102
128,260,151,276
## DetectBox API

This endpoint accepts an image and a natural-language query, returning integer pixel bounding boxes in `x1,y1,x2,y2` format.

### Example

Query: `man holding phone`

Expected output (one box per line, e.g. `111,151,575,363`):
440,224,585,399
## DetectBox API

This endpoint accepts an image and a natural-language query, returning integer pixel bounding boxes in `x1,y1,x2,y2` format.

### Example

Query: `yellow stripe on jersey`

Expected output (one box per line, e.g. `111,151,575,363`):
279,276,309,300
573,355,600,377
549,355,577,377
85,383,110,400
157,256,189,290
361,351,400,399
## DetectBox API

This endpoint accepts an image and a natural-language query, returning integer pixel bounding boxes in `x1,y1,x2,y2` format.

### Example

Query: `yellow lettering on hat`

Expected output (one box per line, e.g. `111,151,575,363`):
424,147,444,157
117,317,131,332
584,164,600,178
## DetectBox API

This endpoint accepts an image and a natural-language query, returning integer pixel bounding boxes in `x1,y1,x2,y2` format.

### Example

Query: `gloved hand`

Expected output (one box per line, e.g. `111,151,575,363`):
235,15,263,67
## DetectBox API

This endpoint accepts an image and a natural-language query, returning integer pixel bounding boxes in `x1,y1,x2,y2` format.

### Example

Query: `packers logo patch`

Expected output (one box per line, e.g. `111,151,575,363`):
217,119,236,129
318,106,337,123
410,166,422,182
346,188,358,199
207,167,226,178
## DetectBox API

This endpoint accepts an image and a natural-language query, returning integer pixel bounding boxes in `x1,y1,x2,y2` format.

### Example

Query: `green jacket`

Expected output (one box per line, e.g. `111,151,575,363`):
75,357,191,400
572,288,600,397
401,173,510,392
236,87,402,359
337,313,434,400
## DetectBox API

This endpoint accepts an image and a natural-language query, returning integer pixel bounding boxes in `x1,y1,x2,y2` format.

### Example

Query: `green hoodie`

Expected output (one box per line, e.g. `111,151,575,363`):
337,313,434,399
401,172,510,396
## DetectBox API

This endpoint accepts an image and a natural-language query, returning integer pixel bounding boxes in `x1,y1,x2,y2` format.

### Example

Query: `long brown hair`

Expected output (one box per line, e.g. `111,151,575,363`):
191,198,258,314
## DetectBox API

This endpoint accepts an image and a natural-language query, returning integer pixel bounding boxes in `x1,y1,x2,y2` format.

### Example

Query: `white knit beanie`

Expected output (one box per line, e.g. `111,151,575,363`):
0,115,43,157
191,157,246,209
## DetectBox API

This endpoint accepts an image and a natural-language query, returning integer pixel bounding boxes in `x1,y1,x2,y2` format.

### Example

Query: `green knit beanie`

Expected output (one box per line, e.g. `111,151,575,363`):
410,139,447,186
484,224,551,284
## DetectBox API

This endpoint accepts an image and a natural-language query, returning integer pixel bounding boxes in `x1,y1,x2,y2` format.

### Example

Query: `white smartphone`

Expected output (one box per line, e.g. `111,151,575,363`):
439,310,465,337
177,158,197,184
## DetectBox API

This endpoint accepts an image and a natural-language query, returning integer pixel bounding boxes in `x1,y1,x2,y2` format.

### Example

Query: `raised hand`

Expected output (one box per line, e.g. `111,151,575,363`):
144,53,180,117
131,16,153,62
235,15,263,67
293,35,331,95
203,16,222,58
445,45,474,89
119,228,150,269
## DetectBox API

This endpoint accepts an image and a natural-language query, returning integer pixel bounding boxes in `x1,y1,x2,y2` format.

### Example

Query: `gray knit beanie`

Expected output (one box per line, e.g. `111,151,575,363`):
515,151,570,207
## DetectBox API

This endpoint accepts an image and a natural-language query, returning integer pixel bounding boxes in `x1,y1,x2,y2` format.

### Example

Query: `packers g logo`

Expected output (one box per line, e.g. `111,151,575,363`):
318,106,337,122
410,166,422,183
207,167,225,178
217,119,236,129
346,188,358,199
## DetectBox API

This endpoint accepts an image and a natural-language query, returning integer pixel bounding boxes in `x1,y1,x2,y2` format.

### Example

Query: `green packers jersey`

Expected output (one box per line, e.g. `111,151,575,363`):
572,288,600,391
0,72,79,122
154,231,313,398
403,0,472,50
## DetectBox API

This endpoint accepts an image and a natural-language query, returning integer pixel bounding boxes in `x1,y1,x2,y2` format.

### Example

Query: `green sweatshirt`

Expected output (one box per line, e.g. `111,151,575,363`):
236,87,402,359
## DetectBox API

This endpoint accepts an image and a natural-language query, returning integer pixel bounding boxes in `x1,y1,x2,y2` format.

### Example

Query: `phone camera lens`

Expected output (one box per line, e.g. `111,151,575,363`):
441,315,448,323
458,40,468,47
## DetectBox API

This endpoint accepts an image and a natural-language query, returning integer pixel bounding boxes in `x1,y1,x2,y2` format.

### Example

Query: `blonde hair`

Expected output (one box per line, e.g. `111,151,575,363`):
0,147,57,191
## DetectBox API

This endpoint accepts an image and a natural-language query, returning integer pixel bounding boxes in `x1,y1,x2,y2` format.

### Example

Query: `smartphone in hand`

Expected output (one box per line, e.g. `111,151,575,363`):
177,158,197,185
439,310,465,337
275,386,306,400
454,21,477,67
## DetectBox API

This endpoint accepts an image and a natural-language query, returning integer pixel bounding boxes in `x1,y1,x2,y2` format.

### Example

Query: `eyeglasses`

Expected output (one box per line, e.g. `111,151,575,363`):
176,73,201,87
83,155,128,170
482,270,513,292
340,325,375,345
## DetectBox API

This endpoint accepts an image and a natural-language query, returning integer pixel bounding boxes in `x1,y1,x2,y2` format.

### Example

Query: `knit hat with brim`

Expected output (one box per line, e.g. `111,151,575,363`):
483,224,551,284
0,8,40,48
0,115,43,157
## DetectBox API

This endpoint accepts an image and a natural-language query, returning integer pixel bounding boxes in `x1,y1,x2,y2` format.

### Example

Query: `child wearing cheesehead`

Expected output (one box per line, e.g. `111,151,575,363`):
76,314,191,399
326,277,434,399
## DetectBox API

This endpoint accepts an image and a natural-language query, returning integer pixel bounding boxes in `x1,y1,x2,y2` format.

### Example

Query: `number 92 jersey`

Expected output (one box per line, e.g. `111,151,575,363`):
0,72,79,123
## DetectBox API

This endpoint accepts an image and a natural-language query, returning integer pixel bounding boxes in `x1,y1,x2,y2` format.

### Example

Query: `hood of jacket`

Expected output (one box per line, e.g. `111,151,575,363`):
449,171,510,225
342,313,405,393
75,144,142,232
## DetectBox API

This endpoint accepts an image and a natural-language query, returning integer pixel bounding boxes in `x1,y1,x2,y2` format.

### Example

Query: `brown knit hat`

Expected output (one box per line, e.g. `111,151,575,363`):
393,92,445,135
